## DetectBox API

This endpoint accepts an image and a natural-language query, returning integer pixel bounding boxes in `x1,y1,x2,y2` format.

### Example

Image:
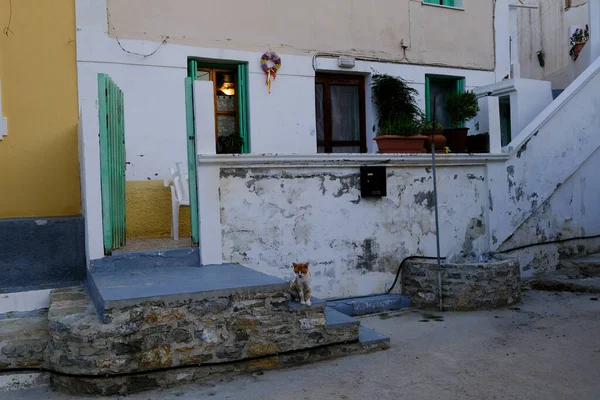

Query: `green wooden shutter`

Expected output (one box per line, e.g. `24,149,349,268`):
237,63,250,153
98,73,126,255
424,0,455,6
456,78,465,94
184,73,200,246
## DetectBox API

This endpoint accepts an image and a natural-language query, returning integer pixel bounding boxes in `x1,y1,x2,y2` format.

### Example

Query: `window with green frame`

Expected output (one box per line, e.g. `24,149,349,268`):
425,75,465,128
187,59,250,154
423,0,461,8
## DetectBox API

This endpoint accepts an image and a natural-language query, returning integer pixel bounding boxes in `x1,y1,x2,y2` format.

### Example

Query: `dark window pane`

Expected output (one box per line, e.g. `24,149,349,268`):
332,145,360,153
330,85,360,141
315,83,325,141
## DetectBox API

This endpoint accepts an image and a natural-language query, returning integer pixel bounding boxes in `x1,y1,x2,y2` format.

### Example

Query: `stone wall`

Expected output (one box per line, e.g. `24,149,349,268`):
0,310,48,369
401,258,521,311
47,287,358,375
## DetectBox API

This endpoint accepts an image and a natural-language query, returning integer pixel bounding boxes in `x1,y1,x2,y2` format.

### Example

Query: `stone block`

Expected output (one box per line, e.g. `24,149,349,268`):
46,286,359,375
402,258,521,311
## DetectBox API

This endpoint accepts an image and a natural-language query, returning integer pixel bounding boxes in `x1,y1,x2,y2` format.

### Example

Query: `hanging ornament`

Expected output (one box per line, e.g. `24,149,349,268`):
260,51,281,94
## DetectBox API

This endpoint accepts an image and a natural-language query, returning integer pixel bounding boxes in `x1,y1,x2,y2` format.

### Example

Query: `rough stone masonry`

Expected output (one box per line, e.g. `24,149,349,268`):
45,287,358,376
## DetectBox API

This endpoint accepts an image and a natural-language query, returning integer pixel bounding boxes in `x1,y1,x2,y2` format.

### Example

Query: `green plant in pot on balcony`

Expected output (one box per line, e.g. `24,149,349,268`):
444,90,480,153
217,134,244,154
372,74,426,154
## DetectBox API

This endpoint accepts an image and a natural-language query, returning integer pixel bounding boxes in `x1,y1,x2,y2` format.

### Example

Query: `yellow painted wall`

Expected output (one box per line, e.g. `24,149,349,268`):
126,180,191,239
0,0,81,218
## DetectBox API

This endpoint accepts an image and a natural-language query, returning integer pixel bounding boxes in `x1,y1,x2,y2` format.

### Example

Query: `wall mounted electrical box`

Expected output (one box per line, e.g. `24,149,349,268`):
360,166,387,198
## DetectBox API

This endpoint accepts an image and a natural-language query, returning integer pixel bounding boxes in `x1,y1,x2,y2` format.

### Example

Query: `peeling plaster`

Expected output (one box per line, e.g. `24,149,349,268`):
220,166,489,298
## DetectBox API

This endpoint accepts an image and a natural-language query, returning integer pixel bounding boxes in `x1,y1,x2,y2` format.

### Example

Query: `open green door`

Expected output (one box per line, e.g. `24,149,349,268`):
184,76,200,246
98,73,126,255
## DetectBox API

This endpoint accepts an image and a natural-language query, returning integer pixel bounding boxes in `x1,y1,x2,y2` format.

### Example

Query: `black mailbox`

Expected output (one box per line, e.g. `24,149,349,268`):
360,166,387,198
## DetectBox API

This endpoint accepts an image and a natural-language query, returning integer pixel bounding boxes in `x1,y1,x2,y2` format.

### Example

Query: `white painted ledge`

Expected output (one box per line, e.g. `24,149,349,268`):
0,116,6,139
0,80,6,139
0,289,51,314
197,153,509,168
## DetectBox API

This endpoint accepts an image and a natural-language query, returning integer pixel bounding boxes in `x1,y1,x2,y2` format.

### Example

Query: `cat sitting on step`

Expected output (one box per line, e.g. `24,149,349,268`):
289,262,312,306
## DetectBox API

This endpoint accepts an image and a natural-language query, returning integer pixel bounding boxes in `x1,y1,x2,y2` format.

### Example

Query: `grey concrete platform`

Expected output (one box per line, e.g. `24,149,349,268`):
327,294,412,316
87,263,288,321
325,308,360,329
358,326,389,344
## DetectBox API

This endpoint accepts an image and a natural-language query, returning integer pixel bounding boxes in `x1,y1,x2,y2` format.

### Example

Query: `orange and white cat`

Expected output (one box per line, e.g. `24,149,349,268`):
289,262,312,306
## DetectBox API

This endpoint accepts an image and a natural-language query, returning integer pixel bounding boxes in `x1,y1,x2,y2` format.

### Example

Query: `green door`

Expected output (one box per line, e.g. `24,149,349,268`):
184,77,200,246
98,74,126,255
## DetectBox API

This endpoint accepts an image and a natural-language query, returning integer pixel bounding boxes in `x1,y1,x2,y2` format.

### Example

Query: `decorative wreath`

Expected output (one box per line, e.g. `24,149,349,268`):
261,51,281,93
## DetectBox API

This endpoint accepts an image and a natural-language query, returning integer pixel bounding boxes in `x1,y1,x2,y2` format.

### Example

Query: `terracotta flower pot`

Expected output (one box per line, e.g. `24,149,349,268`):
374,135,427,154
424,132,447,153
444,127,470,153
572,41,586,61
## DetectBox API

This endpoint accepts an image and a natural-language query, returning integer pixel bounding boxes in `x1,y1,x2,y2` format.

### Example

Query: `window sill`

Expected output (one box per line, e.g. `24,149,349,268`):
422,2,464,11
197,153,508,168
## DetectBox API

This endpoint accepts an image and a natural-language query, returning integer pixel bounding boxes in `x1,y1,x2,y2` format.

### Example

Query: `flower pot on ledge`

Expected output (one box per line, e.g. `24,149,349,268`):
374,135,427,154
424,131,447,154
572,41,586,61
444,127,470,153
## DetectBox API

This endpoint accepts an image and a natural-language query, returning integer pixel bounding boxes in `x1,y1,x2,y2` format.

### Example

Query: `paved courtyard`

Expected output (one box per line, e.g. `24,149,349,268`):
4,290,600,400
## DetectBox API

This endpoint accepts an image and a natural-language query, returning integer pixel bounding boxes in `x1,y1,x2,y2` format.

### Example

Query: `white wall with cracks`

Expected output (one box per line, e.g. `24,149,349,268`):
219,164,490,298
199,54,600,297
488,56,600,253
498,146,600,277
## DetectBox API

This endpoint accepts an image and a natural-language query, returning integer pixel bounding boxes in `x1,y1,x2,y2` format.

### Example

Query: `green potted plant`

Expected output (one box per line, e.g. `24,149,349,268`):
419,118,446,154
444,90,480,153
217,134,244,154
372,74,427,154
570,25,590,61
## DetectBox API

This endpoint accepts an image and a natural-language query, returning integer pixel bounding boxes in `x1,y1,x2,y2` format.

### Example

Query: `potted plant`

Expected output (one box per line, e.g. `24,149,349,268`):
444,91,480,153
217,134,244,154
371,74,426,153
374,115,427,153
420,119,446,154
570,25,590,61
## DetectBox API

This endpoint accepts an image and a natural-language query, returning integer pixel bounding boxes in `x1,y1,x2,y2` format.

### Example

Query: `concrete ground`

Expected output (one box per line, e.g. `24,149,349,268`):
4,290,600,400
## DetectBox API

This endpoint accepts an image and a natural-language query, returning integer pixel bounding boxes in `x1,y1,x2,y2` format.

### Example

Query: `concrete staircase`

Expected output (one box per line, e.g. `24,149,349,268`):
15,262,392,394
490,57,600,262
530,253,600,293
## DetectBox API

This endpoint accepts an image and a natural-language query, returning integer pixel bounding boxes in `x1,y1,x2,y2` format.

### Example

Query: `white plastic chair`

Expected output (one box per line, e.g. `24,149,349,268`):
163,162,190,240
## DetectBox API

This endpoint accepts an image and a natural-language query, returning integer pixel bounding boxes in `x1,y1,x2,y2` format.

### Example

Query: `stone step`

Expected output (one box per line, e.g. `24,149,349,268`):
52,325,389,396
327,294,411,316
558,253,600,278
86,263,289,323
324,307,360,329
530,276,600,293
49,275,360,376
0,309,48,370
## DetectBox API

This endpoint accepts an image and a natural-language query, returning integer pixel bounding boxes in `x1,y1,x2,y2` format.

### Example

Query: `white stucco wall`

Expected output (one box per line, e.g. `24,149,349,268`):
488,56,600,253
517,0,589,88
106,0,496,71
219,162,491,298
76,0,498,181
499,146,600,277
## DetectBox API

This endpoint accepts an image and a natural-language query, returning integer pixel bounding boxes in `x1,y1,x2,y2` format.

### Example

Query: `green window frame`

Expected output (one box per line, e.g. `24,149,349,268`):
425,75,465,127
187,59,250,154
423,0,456,7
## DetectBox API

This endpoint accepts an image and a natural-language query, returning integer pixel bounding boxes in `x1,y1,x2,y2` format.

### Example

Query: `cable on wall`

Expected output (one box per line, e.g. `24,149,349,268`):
107,9,168,58
3,0,13,36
